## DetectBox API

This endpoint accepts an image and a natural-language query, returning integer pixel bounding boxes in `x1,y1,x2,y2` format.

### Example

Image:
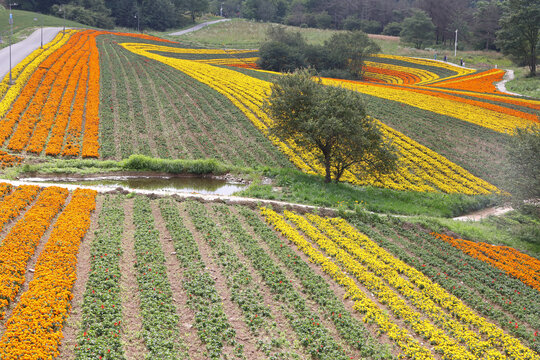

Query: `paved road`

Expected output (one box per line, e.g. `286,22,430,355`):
0,27,65,81
169,19,231,36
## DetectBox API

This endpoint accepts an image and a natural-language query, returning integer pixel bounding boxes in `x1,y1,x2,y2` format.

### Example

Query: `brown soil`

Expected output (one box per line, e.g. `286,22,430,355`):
179,201,263,359
57,195,103,360
0,192,72,338
149,200,206,360
368,34,400,42
119,198,148,359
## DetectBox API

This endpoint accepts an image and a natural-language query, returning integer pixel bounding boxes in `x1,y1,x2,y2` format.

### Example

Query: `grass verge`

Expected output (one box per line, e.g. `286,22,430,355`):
505,69,540,99
7,155,501,217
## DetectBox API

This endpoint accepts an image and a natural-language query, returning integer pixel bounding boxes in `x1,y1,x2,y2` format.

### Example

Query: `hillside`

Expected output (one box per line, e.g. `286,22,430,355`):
0,24,538,360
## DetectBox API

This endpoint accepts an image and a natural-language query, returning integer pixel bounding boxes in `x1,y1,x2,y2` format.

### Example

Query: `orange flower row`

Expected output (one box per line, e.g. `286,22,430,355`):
0,188,96,359
432,233,540,291
364,65,421,84
0,186,68,319
0,183,11,198
334,78,538,124
0,185,40,233
0,150,23,169
430,69,505,93
0,31,81,148
228,62,260,69
80,35,101,158
8,31,91,153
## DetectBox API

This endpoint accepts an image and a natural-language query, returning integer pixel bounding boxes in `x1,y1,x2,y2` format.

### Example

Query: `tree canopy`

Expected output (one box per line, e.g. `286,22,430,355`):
400,9,435,49
496,0,539,76
263,70,399,183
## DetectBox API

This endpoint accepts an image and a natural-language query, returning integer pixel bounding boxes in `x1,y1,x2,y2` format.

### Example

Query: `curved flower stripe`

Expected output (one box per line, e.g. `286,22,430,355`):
197,57,260,65
0,186,68,319
0,150,22,169
0,188,96,360
323,77,537,133
260,207,435,360
430,69,506,93
433,233,540,292
364,61,434,83
0,185,40,234
121,42,500,195
372,54,475,83
310,214,538,360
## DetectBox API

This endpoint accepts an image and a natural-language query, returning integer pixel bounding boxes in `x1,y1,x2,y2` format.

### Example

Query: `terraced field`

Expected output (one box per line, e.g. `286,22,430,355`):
0,186,537,359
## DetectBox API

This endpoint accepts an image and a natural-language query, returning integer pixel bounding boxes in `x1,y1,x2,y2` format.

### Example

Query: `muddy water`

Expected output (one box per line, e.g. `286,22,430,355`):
20,175,247,196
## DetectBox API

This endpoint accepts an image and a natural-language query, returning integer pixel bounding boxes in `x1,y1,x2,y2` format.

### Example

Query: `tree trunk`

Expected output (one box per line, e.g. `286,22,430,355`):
323,154,332,183
530,41,537,76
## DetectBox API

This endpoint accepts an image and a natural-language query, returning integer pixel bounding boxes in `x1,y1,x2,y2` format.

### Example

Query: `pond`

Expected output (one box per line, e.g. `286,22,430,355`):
20,174,247,196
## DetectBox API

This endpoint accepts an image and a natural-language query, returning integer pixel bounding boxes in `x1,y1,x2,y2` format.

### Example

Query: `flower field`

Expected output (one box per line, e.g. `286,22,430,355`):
0,188,537,359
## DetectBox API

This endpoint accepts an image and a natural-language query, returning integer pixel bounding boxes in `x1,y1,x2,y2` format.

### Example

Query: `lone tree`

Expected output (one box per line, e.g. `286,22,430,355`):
496,0,539,76
263,70,399,183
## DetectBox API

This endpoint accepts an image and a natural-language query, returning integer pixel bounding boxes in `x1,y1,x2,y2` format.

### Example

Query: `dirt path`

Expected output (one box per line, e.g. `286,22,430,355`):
495,70,523,96
452,205,513,221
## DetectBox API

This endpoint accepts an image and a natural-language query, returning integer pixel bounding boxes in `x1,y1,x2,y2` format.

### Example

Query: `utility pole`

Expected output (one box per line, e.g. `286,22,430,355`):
134,8,140,33
220,2,223,17
454,29,458,57
8,2,18,86
34,17,43,49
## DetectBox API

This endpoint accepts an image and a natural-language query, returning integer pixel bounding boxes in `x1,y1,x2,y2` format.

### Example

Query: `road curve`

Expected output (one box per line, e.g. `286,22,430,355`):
0,27,66,80
169,19,231,36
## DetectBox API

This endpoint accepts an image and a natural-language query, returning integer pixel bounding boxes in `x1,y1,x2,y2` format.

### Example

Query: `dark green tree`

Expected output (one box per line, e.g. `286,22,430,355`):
496,0,539,76
263,70,399,183
473,0,502,50
256,26,307,72
321,31,381,78
400,9,435,48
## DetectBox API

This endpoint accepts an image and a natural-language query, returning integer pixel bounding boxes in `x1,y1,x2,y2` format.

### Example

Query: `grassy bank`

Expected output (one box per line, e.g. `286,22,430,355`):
0,9,86,49
6,155,501,217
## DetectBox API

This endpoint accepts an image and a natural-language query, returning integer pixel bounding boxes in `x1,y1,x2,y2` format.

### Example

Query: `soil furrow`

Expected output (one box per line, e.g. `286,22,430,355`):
149,200,205,360
57,195,104,360
119,198,148,359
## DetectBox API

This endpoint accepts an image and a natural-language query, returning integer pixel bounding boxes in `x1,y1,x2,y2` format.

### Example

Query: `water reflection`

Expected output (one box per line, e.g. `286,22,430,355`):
21,175,247,196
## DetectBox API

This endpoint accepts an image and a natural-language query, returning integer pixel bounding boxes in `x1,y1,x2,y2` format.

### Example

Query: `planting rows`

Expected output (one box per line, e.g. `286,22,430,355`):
0,30,174,159
121,42,499,195
0,188,538,359
97,37,290,168
0,183,96,359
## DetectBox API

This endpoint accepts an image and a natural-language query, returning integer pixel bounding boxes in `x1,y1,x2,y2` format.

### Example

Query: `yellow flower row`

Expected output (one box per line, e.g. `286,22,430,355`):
309,214,538,360
0,188,97,359
365,60,439,83
121,42,499,194
260,207,435,360
372,54,475,79
132,43,254,55
285,210,481,360
322,77,535,134
195,57,260,65
0,30,75,119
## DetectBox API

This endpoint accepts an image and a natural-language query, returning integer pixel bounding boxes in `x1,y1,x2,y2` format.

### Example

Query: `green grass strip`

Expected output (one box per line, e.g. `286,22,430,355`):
76,195,125,359
132,196,185,359
158,199,241,359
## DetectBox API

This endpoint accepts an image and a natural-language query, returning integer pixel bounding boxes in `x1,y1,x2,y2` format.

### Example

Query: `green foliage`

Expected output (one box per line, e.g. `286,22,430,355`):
122,155,228,175
506,125,540,201
400,9,435,49
264,69,398,183
50,0,115,28
382,21,402,36
257,27,380,79
496,0,539,76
